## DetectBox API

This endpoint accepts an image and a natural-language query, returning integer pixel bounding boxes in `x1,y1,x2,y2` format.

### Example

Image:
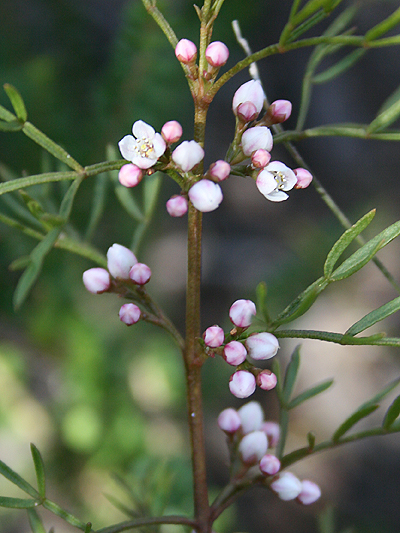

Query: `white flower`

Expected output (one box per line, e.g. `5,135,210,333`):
256,161,297,202
118,120,166,169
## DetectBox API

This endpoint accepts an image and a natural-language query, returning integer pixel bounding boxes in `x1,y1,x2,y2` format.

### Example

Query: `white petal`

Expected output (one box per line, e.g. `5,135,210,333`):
129,155,158,169
132,120,155,140
118,135,136,161
266,190,289,202
152,133,167,158
256,170,276,196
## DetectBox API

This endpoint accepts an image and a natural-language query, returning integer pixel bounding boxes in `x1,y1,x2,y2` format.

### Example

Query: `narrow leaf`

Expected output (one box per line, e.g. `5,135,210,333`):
30,444,46,499
3,83,27,122
85,172,108,240
114,186,144,222
28,509,47,533
0,103,16,121
59,175,85,219
365,6,400,41
376,84,400,117
313,49,365,84
0,119,23,132
0,459,39,498
330,220,400,281
368,93,400,133
256,281,270,323
43,499,87,529
307,431,316,451
359,377,400,410
324,209,375,278
282,345,301,404
143,172,161,216
382,394,400,429
288,378,334,409
271,359,283,400
345,296,400,336
0,171,78,198
332,404,379,442
0,497,38,508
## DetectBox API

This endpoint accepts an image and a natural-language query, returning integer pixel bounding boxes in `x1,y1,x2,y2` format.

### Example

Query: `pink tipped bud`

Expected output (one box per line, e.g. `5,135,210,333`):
203,325,225,348
161,120,183,144
246,332,279,360
188,179,223,212
238,401,264,434
232,80,265,117
217,408,241,433
297,480,321,505
119,303,141,325
241,126,273,156
268,99,292,124
205,41,229,68
223,341,247,366
229,370,256,398
262,421,280,448
172,140,204,172
259,454,281,476
239,431,268,464
294,168,313,189
129,262,151,285
237,102,258,123
257,370,277,391
271,472,302,501
166,195,188,217
229,299,256,328
208,160,231,182
107,244,137,279
251,149,271,169
175,39,197,63
118,164,143,188
82,268,111,294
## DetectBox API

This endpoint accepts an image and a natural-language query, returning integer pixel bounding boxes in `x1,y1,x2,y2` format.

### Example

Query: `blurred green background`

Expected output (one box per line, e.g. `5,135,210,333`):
1,1,400,532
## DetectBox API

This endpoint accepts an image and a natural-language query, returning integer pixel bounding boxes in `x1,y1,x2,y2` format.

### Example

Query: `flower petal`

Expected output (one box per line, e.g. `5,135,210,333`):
132,120,155,139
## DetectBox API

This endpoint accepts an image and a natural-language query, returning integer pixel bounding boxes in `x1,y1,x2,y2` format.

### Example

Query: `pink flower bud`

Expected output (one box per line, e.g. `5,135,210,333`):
205,41,229,67
82,268,111,294
297,480,321,505
129,262,151,285
268,99,292,123
257,370,277,390
262,421,280,448
161,120,183,144
251,149,271,168
270,472,302,501
246,332,279,360
172,140,204,172
223,341,247,366
239,430,268,464
259,454,281,476
294,168,313,189
229,370,256,398
229,299,256,328
238,401,264,434
166,195,188,217
236,101,258,123
188,179,223,212
232,80,265,117
175,39,197,63
203,325,225,348
208,160,231,181
118,164,143,188
107,243,138,279
241,126,273,156
217,408,241,433
119,303,141,325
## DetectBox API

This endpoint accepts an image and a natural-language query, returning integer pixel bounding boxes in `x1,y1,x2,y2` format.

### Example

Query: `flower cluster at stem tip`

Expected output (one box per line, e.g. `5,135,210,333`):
202,298,279,398
116,40,313,216
217,401,321,505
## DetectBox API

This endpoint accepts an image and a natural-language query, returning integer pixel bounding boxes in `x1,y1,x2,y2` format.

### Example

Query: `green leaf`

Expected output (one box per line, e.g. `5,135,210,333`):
30,444,46,499
28,509,47,533
359,377,400,410
43,499,87,529
85,172,108,241
345,296,400,336
330,220,400,281
256,281,270,323
85,523,93,533
114,185,144,222
0,171,78,198
0,497,38,508
282,345,301,404
324,209,375,278
307,431,316,450
3,83,28,122
368,92,400,133
0,459,39,498
382,394,400,429
365,6,400,42
271,358,283,400
332,404,379,442
0,119,23,131
288,378,334,409
313,49,365,84
0,103,16,121
143,172,161,216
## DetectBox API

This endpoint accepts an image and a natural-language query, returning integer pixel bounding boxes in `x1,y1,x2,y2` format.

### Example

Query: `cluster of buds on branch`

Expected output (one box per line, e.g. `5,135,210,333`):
218,401,321,505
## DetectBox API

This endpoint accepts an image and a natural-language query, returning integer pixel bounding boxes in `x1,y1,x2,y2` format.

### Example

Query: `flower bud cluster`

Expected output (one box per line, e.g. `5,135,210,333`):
201,299,279,398
217,402,321,504
82,243,153,326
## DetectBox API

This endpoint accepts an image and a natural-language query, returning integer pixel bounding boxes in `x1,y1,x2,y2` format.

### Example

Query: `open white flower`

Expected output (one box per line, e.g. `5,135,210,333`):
256,161,296,202
119,120,166,169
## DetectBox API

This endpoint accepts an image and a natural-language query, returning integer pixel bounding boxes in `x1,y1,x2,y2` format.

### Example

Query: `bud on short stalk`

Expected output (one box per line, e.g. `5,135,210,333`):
259,454,281,476
266,99,292,124
107,244,137,279
129,263,151,285
203,325,225,348
119,303,141,325
251,149,271,168
239,431,268,464
294,168,313,189
297,480,321,505
166,195,188,217
188,179,223,212
205,41,229,68
241,126,273,156
237,102,259,123
238,401,264,434
232,80,265,118
172,140,204,172
161,120,183,144
217,408,241,434
257,370,277,390
229,299,256,328
246,332,279,360
118,164,143,188
83,268,111,294
223,341,247,366
270,472,303,501
229,370,256,398
207,160,231,181
175,39,197,63
262,421,280,448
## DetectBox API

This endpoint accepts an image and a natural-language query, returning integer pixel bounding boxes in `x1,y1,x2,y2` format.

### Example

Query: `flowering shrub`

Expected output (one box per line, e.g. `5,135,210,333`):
1,0,400,532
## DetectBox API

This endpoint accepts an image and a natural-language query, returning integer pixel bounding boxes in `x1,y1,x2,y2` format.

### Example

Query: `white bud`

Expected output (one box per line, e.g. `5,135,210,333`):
107,244,137,279
82,268,110,294
217,408,241,433
229,370,256,398
239,430,268,464
270,472,302,501
188,179,223,212
238,401,264,434
172,140,204,172
246,332,279,360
